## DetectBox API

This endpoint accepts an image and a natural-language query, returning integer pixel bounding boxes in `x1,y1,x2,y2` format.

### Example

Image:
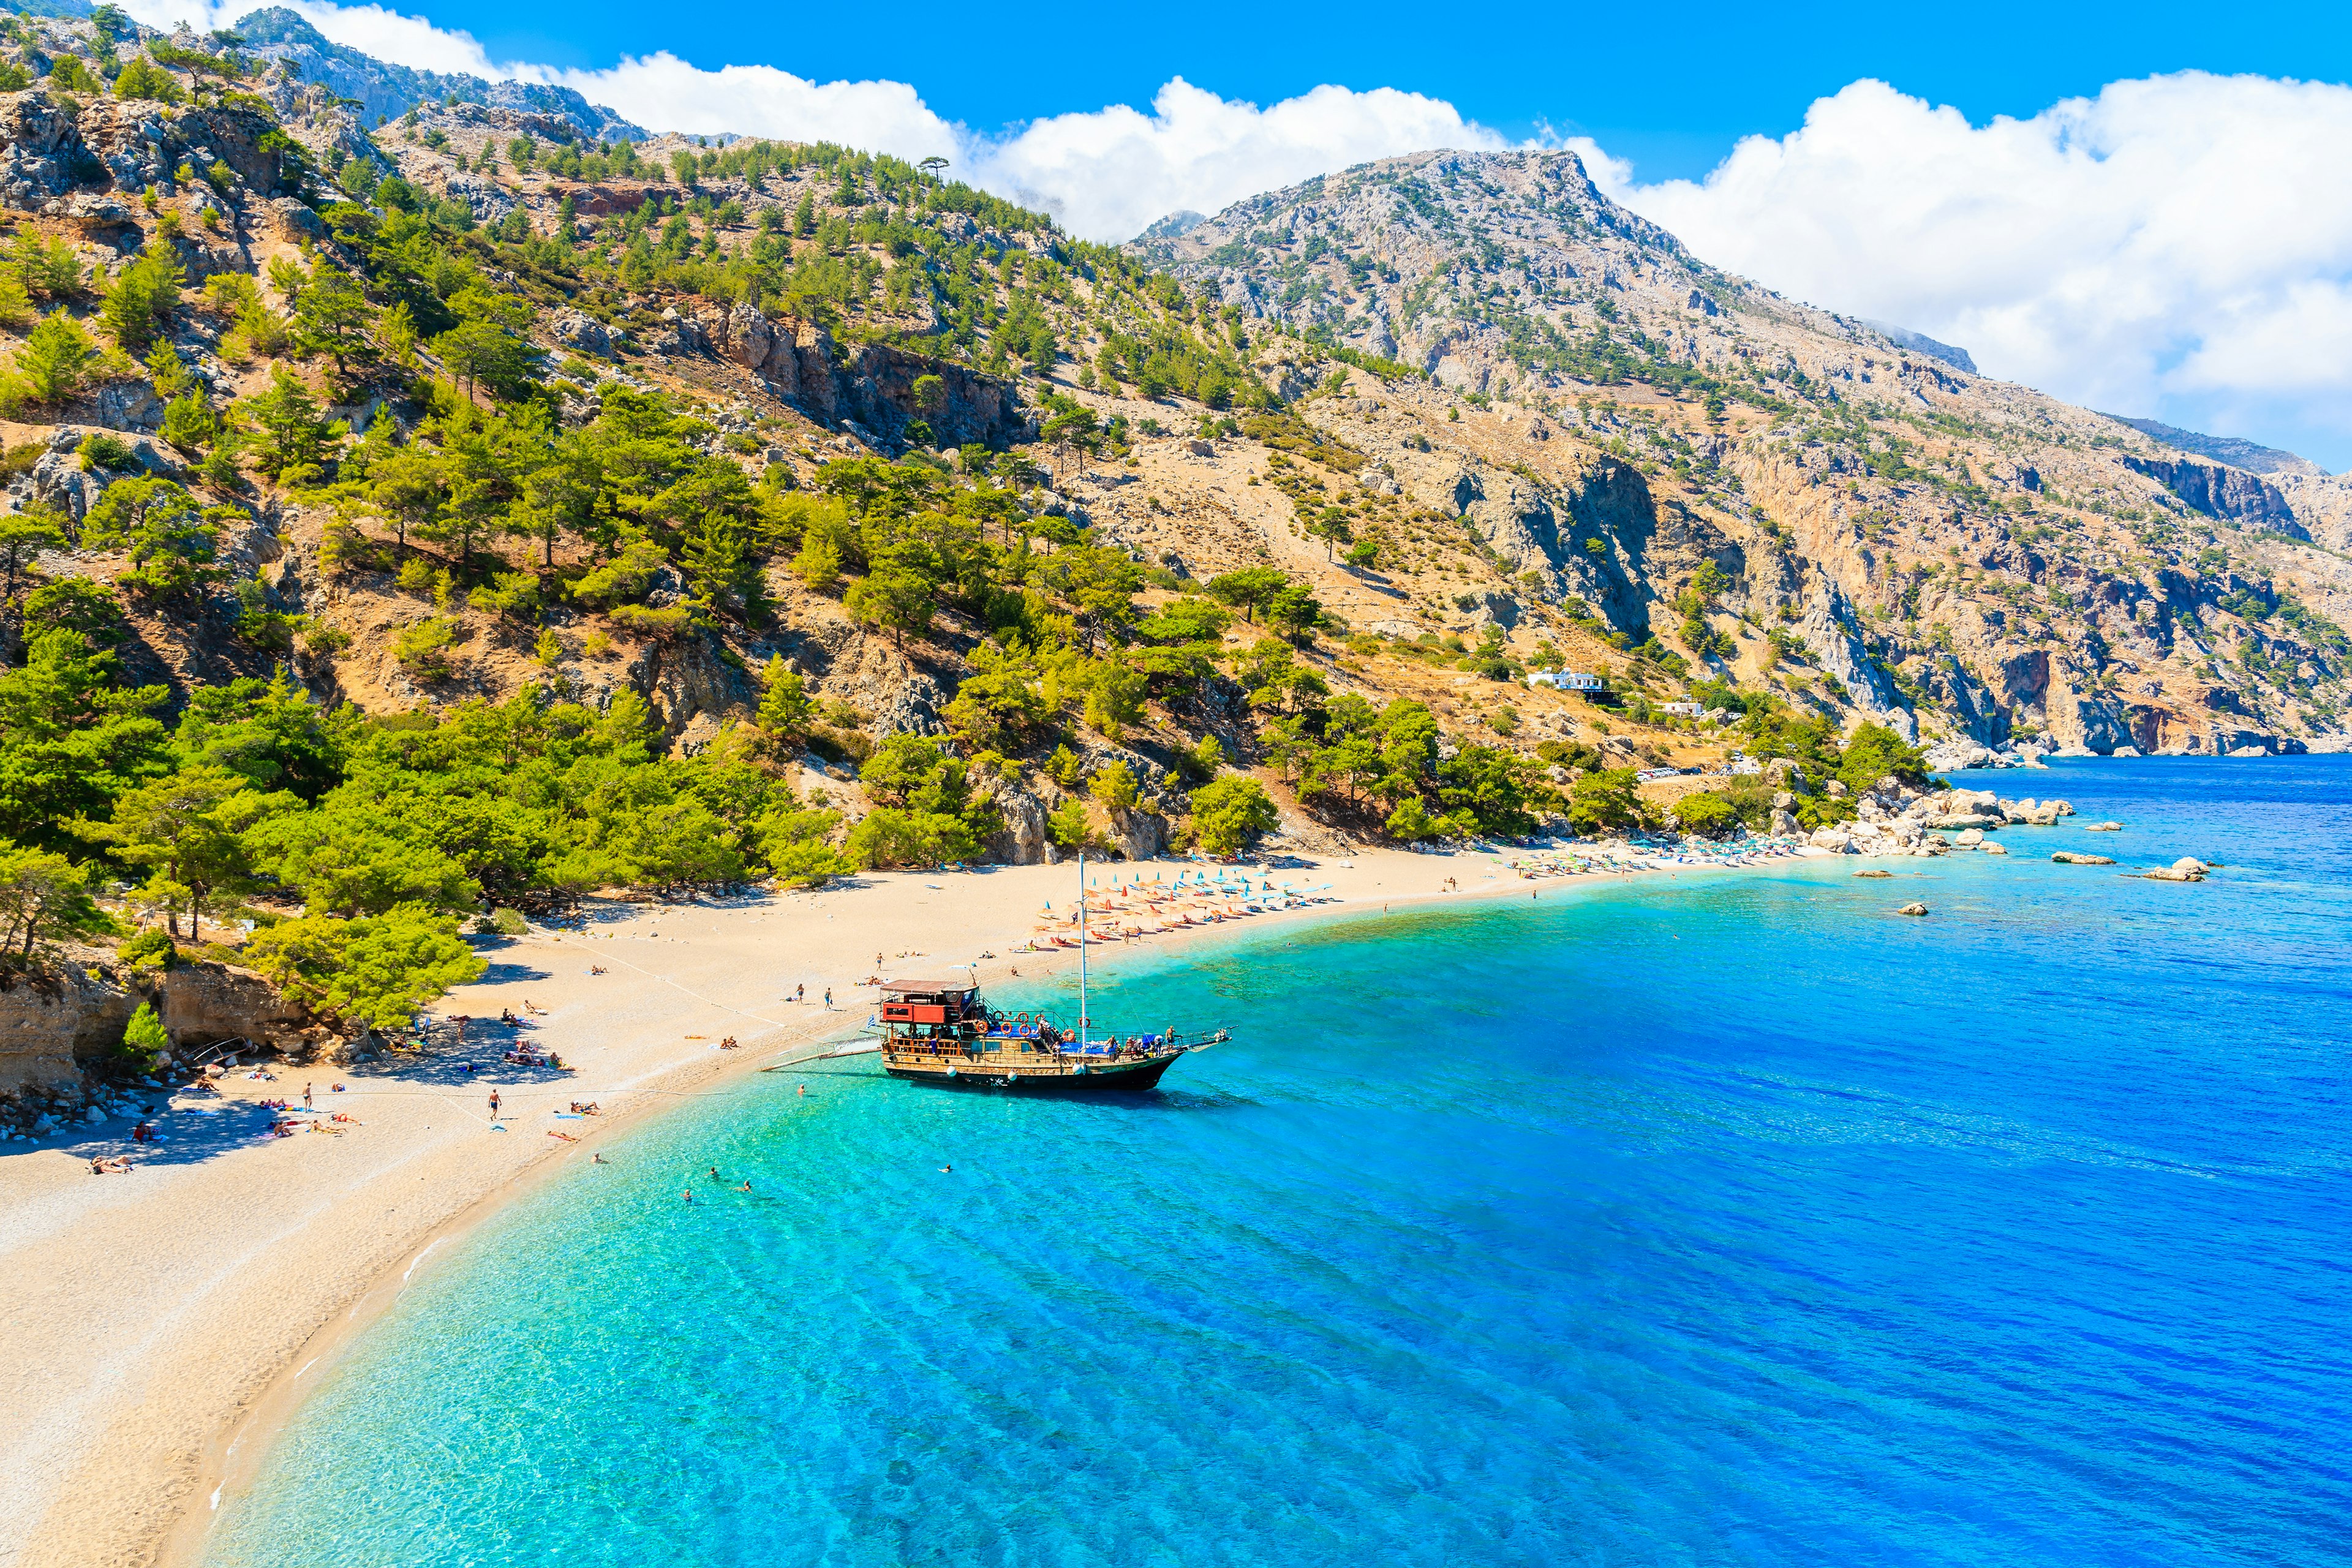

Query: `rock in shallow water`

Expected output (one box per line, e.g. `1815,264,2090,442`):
1897,903,1931,916
2052,851,2116,865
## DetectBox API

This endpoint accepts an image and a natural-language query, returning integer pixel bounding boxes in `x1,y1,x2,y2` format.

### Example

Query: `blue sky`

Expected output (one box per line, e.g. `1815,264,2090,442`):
415,0,2348,184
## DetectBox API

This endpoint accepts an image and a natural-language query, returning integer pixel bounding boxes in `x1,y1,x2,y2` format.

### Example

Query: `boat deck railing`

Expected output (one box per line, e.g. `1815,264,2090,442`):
885,1042,1178,1068
883,1027,1228,1071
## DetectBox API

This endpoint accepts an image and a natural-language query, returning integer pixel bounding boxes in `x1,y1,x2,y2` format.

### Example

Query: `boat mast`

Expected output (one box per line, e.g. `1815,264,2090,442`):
1077,848,1088,1044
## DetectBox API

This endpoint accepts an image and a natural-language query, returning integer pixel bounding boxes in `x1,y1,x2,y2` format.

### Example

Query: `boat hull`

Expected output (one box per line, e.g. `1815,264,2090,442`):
884,1050,1185,1093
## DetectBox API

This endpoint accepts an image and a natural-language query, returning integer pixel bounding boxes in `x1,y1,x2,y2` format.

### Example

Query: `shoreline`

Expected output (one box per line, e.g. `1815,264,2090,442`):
2,842,1802,1568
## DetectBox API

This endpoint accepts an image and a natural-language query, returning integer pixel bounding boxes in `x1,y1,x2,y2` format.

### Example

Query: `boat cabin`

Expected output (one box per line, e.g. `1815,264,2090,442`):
878,978,980,1028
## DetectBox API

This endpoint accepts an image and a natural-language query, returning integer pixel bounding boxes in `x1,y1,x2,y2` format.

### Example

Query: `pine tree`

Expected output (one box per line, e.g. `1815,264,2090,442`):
756,656,812,737
16,312,94,404
158,389,219,456
241,366,330,478
293,268,373,375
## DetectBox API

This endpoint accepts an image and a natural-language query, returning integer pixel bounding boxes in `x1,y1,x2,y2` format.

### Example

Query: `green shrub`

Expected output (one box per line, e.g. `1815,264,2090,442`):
118,927,179,970
846,807,979,870
80,434,137,471
1189,775,1277,854
118,1000,170,1072
607,603,696,639
393,617,456,680
768,837,850,888
1567,768,1646,835
1670,791,1740,839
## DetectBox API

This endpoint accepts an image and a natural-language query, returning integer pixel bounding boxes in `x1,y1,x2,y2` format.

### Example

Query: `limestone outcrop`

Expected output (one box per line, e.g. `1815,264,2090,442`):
709,304,1032,451
0,959,313,1098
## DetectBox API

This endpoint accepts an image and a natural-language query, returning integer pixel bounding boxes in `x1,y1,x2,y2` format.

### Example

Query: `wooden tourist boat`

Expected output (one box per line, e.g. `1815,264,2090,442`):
879,853,1224,1092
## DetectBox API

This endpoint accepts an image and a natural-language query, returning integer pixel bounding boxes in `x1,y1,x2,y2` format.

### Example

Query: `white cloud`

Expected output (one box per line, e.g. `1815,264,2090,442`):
960,78,1505,242
1596,73,2352,462
118,0,505,75
537,54,960,162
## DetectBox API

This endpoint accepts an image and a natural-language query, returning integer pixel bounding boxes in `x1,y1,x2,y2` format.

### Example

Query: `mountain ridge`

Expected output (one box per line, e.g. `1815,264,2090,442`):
2103,413,2326,478
229,8,644,143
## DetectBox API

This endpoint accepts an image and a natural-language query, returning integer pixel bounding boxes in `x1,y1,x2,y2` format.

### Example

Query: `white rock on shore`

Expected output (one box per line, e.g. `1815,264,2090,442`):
1923,740,2052,772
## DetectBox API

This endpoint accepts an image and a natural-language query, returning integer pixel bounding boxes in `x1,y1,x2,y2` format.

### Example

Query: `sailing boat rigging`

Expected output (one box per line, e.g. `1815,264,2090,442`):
873,848,1226,1092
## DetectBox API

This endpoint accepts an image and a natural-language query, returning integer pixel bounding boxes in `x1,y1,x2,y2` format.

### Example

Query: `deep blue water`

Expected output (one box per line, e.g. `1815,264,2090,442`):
206,759,2352,1567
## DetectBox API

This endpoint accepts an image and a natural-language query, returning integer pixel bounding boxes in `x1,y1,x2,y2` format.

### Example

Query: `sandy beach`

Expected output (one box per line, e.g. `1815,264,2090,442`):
0,842,1782,1568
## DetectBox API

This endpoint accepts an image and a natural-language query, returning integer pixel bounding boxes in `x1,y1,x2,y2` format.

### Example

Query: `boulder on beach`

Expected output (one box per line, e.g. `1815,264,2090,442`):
2052,851,2116,865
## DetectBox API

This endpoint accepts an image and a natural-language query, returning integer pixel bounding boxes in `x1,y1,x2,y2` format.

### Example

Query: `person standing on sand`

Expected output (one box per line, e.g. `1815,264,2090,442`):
303,1082,313,1109
824,988,833,1009
796,984,804,1003
488,1089,500,1119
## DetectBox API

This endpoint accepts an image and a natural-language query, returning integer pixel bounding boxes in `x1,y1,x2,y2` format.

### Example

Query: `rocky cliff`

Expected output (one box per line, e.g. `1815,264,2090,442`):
0,959,314,1098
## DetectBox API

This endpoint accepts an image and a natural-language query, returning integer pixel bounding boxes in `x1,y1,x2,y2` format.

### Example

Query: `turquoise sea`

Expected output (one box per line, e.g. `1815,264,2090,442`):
205,759,2352,1567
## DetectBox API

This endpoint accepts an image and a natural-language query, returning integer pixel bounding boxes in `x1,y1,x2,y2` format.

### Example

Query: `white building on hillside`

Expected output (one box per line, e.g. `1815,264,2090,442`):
1528,669,1601,692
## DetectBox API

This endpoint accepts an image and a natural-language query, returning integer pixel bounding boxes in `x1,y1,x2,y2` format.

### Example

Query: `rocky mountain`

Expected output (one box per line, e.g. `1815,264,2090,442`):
2107,415,2326,479
1133,148,2352,755
230,9,646,143
1861,321,1977,375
